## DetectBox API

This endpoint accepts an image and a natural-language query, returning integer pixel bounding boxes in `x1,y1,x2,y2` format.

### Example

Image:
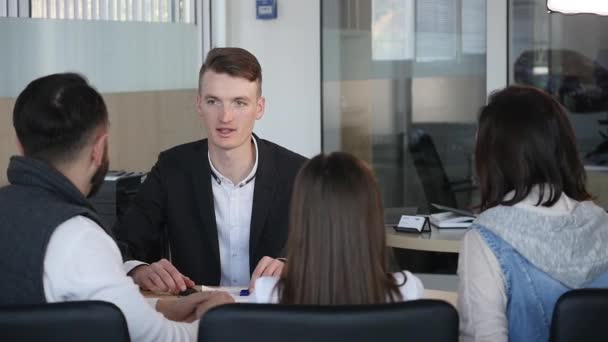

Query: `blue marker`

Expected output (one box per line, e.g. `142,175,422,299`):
239,289,249,296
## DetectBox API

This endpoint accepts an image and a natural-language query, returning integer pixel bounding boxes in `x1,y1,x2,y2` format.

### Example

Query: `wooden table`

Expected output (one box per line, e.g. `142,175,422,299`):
143,286,458,309
385,225,467,253
142,286,249,302
423,289,457,308
586,167,608,209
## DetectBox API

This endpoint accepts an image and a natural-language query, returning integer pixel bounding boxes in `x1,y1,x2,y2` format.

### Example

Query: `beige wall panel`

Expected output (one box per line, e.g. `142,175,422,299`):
339,80,374,163
413,76,486,123
0,98,17,186
0,89,205,186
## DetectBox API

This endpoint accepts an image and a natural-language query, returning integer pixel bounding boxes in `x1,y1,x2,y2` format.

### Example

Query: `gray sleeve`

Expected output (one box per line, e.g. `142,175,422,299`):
458,229,508,342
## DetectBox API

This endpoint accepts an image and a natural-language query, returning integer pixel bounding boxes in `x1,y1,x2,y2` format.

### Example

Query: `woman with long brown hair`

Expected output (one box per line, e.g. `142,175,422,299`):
458,85,608,342
251,152,423,304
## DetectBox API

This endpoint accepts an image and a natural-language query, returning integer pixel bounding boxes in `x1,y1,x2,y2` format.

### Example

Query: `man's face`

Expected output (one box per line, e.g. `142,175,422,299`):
88,142,109,198
197,70,265,152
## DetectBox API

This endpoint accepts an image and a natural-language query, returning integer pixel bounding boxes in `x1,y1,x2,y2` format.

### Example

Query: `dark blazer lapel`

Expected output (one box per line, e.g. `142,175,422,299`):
249,137,277,261
191,140,220,265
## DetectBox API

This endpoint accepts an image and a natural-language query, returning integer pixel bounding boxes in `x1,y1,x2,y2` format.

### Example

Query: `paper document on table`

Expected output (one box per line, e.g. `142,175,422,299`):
429,203,475,229
201,285,250,303
429,211,474,229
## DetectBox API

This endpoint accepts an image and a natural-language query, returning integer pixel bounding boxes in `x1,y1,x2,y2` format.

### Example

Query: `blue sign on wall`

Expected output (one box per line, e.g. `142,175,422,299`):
256,0,278,20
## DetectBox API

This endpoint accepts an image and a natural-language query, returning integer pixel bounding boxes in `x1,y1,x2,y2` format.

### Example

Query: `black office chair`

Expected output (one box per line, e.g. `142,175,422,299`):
408,129,475,210
0,301,130,342
404,129,472,273
199,300,458,342
549,289,608,342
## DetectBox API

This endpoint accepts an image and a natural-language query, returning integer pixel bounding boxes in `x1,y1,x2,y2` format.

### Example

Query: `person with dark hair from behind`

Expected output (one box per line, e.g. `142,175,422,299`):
250,152,424,304
0,73,232,342
458,85,608,342
114,47,307,293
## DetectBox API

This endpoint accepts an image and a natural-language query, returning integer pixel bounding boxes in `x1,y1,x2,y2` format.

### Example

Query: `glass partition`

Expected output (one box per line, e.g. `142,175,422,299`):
509,0,608,207
322,0,487,212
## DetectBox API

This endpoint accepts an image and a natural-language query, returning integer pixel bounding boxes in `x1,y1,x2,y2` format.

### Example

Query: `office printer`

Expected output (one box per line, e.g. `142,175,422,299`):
89,171,146,229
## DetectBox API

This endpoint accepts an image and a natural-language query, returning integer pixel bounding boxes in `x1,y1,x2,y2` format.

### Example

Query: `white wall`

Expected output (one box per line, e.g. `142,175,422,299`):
222,0,322,158
0,17,202,97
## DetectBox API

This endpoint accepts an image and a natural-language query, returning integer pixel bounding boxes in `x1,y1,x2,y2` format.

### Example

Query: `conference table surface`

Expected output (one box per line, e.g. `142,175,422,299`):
385,225,468,253
143,286,458,309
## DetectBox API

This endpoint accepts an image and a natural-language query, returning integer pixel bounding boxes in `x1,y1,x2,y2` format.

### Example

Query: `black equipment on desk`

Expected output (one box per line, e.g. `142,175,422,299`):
89,171,146,229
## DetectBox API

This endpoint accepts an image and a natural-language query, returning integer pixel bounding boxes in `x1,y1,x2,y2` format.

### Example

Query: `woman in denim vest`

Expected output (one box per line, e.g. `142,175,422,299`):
458,85,608,342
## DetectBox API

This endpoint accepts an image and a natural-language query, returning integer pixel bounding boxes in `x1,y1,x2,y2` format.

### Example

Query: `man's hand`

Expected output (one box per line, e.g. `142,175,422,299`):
129,258,195,293
249,256,285,290
156,291,234,322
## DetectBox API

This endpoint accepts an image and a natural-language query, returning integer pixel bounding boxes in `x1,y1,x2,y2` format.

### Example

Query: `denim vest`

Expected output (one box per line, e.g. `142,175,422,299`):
475,226,608,342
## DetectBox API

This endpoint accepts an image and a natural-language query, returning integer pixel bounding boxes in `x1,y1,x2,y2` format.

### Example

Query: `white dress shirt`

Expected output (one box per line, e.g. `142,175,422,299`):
123,137,259,287
44,216,198,342
251,271,425,303
208,136,258,287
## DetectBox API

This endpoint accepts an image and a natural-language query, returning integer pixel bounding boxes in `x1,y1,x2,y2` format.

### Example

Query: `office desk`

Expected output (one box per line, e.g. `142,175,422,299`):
385,225,467,253
142,286,249,303
143,286,458,308
424,289,457,308
586,167,608,209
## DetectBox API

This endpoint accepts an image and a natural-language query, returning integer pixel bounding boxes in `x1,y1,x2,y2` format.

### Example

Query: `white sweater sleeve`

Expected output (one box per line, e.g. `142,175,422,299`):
123,260,148,275
458,229,508,342
251,276,280,303
395,271,424,300
251,272,424,304
43,216,198,342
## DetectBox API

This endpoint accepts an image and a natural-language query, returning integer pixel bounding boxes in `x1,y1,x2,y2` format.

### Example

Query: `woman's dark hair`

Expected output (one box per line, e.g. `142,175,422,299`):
475,85,592,211
278,152,403,305
13,73,108,164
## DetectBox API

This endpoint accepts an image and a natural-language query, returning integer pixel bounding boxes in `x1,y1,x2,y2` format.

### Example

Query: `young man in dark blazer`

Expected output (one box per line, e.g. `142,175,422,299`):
114,48,307,292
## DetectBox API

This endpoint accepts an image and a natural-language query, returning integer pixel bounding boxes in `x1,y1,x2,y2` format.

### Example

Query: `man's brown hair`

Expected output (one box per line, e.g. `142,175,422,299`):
278,152,404,305
198,47,263,96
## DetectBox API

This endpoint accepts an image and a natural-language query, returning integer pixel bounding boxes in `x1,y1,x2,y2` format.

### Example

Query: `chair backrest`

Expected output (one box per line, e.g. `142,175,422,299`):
0,301,130,342
408,129,458,209
199,300,458,342
550,289,608,342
